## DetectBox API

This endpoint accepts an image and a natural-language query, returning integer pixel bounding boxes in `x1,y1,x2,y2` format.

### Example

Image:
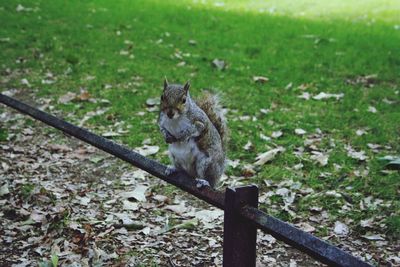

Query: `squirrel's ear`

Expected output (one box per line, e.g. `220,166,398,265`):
163,77,169,90
183,81,190,93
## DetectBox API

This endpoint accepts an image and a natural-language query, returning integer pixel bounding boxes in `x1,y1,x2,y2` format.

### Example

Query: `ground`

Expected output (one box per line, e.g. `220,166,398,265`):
0,0,399,266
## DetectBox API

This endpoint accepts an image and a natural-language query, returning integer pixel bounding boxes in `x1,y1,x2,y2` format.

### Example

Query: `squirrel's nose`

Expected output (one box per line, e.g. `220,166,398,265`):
167,110,174,118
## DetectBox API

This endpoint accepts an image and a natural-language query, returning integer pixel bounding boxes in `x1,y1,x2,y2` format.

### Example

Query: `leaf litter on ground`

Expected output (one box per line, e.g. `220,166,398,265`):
0,98,396,266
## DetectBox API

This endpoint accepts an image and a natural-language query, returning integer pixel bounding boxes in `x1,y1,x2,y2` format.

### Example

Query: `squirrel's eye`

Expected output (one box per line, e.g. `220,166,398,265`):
182,98,186,104
161,95,164,101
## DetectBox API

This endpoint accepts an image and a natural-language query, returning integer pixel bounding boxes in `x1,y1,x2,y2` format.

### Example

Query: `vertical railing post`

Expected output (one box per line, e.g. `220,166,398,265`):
223,185,259,267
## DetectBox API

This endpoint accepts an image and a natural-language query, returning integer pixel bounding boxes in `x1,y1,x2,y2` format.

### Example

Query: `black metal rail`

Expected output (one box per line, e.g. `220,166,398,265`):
0,93,372,267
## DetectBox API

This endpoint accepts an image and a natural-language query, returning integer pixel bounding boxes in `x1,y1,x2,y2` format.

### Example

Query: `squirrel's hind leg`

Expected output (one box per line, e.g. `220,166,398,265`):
195,156,221,188
195,156,212,188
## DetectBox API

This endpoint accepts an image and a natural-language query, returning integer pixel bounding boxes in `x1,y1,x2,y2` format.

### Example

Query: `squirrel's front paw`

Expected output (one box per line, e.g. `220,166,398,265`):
165,135,177,144
195,179,210,188
165,165,177,176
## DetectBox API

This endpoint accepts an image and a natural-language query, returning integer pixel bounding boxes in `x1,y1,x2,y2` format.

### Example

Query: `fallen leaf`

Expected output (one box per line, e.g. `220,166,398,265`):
227,159,240,169
259,133,271,141
285,82,293,90
345,145,368,161
255,147,285,165
368,106,377,113
387,256,400,264
260,108,270,114
141,227,151,235
382,98,395,105
242,164,256,177
21,78,31,87
120,185,149,202
276,187,295,204
313,92,344,100
298,92,311,100
122,200,139,211
289,259,297,267
47,143,72,153
356,129,367,136
334,221,349,236
165,202,189,215
135,145,159,156
362,234,385,241
253,76,269,83
1,89,18,97
89,156,105,164
58,92,77,104
146,98,160,106
102,131,122,137
79,196,91,206
243,141,252,150
146,106,159,112
310,151,329,166
271,131,283,138
293,163,303,170
30,210,46,223
239,115,251,121
211,59,226,70
152,194,169,203
41,79,55,85
16,4,25,12
130,169,148,180
120,50,129,56
294,128,306,135
1,162,10,171
77,90,91,101
0,183,10,196
194,209,223,222
360,219,374,228
296,222,315,233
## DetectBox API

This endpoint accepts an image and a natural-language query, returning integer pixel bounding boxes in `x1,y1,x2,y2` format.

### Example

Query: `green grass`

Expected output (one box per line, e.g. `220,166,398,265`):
0,128,8,141
0,0,399,236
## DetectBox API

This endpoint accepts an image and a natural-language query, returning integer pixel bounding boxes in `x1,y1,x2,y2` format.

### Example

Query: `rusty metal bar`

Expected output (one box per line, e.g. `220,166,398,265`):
223,185,258,267
240,206,371,267
0,94,373,267
0,93,225,209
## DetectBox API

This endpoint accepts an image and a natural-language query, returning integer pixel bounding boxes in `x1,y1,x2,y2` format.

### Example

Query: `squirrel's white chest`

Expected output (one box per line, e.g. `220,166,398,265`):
169,139,203,176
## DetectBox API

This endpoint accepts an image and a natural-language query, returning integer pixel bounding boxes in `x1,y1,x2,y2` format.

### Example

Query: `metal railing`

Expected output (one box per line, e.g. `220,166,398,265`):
0,94,372,267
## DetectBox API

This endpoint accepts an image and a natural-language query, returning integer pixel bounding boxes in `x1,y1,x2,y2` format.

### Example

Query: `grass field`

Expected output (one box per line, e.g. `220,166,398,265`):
1,0,399,242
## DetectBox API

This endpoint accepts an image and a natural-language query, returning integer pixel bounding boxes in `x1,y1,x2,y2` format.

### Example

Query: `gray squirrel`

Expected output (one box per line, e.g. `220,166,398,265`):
158,79,228,188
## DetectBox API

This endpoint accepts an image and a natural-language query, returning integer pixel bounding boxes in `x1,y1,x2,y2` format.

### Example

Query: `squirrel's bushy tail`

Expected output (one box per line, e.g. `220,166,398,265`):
196,92,229,151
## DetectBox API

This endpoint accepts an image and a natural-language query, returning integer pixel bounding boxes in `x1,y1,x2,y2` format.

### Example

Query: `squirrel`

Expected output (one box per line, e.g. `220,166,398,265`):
158,79,228,188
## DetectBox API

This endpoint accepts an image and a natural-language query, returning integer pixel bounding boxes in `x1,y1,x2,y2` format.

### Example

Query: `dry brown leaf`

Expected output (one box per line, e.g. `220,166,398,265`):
77,90,91,101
